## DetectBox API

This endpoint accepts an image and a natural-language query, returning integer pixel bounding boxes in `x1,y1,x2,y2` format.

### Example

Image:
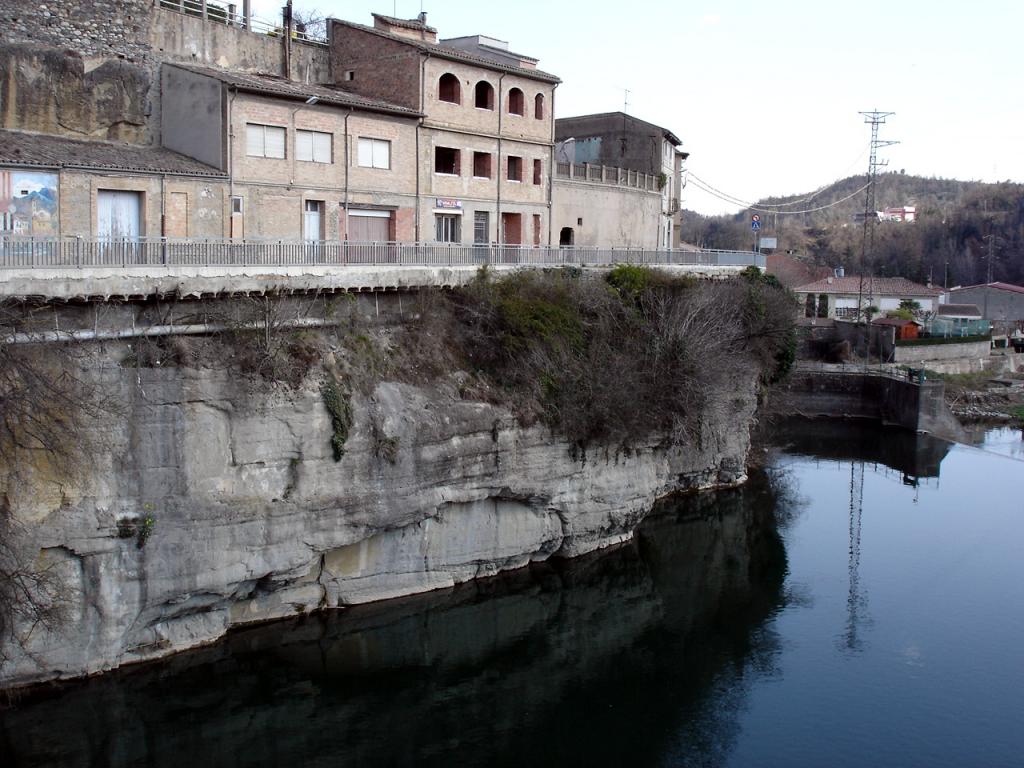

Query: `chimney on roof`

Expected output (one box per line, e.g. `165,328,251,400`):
418,11,427,24
834,266,844,278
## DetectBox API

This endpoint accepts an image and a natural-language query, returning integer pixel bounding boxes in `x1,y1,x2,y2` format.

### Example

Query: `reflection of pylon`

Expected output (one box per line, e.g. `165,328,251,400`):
857,111,898,321
844,461,866,652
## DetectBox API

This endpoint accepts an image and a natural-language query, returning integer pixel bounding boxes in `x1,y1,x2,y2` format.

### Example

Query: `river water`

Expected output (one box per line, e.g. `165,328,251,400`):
1,421,1022,767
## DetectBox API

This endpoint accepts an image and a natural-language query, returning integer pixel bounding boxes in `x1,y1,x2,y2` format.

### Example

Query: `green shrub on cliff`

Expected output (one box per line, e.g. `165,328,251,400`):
321,376,353,461
449,267,796,446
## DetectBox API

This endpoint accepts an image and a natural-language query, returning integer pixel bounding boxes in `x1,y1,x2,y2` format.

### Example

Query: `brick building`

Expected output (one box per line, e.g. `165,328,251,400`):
2,4,563,246
330,13,559,245
162,64,421,242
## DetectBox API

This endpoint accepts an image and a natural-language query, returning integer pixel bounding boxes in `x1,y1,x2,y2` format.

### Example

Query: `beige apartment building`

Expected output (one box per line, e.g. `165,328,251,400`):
330,13,559,245
2,6,564,248
161,64,422,243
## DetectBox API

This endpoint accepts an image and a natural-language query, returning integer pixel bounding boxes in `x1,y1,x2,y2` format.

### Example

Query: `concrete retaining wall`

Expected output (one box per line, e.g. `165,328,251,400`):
893,339,991,364
771,370,965,440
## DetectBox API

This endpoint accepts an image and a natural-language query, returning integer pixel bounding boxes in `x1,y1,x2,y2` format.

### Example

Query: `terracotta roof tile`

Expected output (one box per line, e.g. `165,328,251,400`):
0,129,225,177
794,275,942,297
169,63,422,117
950,282,1024,296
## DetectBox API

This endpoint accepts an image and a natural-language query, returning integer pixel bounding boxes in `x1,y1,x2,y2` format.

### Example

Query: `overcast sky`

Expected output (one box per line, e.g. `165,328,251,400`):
248,0,1024,215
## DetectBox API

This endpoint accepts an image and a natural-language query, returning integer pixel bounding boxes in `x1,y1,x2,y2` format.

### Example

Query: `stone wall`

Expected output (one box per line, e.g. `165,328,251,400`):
1,3,331,145
149,7,329,83
0,43,153,142
552,179,661,248
0,325,761,688
892,338,992,365
769,370,965,441
3,0,155,60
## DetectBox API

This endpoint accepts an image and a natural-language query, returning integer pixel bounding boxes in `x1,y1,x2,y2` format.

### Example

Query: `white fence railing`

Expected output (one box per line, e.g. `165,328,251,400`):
0,237,766,271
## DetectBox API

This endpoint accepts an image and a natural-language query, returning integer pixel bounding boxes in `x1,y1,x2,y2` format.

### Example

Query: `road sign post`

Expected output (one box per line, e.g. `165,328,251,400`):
751,214,761,253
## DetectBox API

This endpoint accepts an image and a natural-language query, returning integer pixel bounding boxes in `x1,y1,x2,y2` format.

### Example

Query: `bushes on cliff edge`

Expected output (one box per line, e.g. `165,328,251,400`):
448,266,796,447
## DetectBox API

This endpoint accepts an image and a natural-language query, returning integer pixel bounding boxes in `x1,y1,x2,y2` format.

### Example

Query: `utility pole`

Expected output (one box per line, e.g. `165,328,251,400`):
986,234,996,284
856,111,898,322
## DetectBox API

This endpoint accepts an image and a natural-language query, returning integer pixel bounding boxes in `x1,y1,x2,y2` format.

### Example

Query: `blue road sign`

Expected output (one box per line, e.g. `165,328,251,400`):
751,218,761,231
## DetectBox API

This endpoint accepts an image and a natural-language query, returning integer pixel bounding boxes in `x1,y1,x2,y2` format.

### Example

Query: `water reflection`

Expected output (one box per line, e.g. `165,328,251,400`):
963,425,1024,461
766,417,953,480
1,475,789,768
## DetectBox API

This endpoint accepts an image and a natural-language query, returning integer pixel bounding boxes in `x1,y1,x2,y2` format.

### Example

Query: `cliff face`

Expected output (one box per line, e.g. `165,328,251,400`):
0,352,759,689
0,480,786,767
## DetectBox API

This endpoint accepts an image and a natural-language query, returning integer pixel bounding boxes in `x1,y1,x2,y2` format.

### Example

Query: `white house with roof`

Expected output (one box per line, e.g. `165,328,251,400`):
794,275,943,320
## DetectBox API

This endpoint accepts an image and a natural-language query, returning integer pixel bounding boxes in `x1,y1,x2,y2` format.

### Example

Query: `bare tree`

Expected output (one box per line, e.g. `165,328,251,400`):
0,301,111,668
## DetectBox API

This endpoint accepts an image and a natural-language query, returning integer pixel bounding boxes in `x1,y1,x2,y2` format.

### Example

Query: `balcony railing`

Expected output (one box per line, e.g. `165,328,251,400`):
157,0,328,46
0,237,766,271
554,163,661,192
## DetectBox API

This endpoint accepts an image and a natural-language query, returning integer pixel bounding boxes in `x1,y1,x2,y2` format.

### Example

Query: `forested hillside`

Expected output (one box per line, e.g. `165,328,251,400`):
681,173,1024,287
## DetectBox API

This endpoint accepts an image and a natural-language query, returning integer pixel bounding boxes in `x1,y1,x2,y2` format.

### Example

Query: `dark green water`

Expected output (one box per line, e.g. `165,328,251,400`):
2,421,1022,767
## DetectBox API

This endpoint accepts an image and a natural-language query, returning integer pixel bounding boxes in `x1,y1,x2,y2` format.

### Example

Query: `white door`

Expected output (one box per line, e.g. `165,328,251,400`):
97,190,141,240
303,200,323,242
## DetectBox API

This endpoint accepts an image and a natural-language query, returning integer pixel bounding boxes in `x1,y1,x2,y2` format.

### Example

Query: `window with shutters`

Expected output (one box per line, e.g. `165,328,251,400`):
296,130,332,163
357,138,391,169
246,123,286,159
507,88,524,116
472,152,492,179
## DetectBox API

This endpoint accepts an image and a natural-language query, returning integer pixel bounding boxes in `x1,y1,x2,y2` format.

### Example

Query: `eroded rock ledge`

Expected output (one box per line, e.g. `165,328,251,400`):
1,362,757,689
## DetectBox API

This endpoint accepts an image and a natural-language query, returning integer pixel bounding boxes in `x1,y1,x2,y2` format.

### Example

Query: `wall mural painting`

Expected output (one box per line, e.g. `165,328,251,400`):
0,171,59,236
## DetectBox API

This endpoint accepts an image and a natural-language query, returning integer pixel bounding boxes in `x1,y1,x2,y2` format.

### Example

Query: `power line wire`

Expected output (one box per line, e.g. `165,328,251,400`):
685,142,873,210
687,176,871,215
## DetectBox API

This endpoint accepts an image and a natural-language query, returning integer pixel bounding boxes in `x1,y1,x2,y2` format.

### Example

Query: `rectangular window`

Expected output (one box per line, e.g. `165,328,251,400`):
533,158,542,185
296,130,332,163
435,146,460,175
473,152,492,179
231,196,243,214
507,155,522,182
246,123,286,159
474,211,489,244
357,137,391,169
533,213,541,246
435,213,461,243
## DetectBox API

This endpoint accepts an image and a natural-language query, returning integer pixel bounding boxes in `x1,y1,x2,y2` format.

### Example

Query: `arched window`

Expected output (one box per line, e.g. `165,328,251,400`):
474,81,495,110
507,87,524,116
534,93,545,120
438,73,461,104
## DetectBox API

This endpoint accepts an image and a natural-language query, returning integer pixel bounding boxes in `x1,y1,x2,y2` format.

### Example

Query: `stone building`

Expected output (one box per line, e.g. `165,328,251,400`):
329,13,559,245
554,112,686,248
